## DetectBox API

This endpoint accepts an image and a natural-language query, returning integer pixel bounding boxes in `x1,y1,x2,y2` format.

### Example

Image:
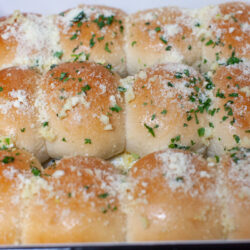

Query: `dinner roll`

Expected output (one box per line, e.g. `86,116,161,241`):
0,148,43,244
0,11,61,70
22,156,126,243
36,62,125,159
200,2,250,71
126,149,223,241
208,63,250,156
0,67,48,162
218,149,250,239
124,7,202,75
125,63,209,157
56,5,127,76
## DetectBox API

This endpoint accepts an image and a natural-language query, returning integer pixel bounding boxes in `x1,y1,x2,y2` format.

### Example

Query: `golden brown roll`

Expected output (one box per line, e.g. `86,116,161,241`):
208,63,250,155
0,67,48,162
125,63,209,157
22,156,126,243
124,7,202,75
218,149,250,239
56,5,127,76
200,1,250,71
0,11,61,70
0,148,43,244
36,61,125,159
126,149,223,241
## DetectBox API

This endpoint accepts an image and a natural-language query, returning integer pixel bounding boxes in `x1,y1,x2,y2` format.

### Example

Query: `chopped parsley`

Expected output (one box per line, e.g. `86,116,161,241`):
205,39,214,46
98,192,109,199
161,109,167,115
160,36,167,44
72,11,86,23
31,166,41,176
233,134,240,144
165,45,172,51
167,82,174,87
105,42,111,53
42,121,49,127
228,93,238,97
110,104,122,112
209,122,214,128
216,89,225,98
215,155,220,163
131,41,137,47
93,15,114,29
0,86,3,92
84,138,92,144
144,123,155,137
117,86,127,92
59,72,68,81
226,50,242,65
53,51,63,59
81,85,91,93
2,156,14,164
20,128,26,132
175,72,183,78
197,127,205,137
155,27,161,32
89,34,96,48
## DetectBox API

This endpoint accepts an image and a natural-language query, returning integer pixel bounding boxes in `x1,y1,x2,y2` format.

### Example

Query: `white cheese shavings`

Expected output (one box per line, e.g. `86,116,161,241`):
58,95,90,119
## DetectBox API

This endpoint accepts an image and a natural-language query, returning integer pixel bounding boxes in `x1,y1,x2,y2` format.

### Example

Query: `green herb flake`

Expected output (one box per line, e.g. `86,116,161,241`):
2,156,14,164
226,50,242,65
89,34,96,48
233,134,240,144
84,138,92,144
31,166,41,177
117,86,127,92
98,192,109,199
155,26,161,32
165,45,172,51
97,36,104,41
160,36,167,44
53,51,63,59
197,127,205,137
151,114,156,121
209,122,214,128
161,109,167,115
144,123,155,137
81,85,91,93
131,41,137,47
205,39,214,46
110,104,122,113
229,93,238,97
167,82,174,87
215,155,220,163
105,42,111,53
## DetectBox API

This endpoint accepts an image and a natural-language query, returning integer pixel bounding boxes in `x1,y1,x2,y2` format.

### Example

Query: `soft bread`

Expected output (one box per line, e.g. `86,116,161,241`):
208,63,250,155
125,63,209,157
124,7,201,75
0,66,48,162
126,149,223,241
218,149,250,239
0,12,61,70
36,61,125,159
22,156,126,243
0,148,43,244
200,2,250,71
56,5,127,76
